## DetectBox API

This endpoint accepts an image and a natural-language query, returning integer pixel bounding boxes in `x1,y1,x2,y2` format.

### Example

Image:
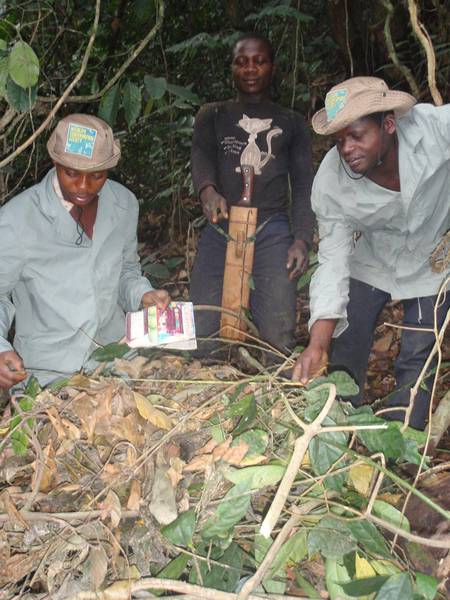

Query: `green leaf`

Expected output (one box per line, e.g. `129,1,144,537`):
347,520,390,558
11,430,29,455
223,464,285,490
227,393,257,435
6,77,37,111
153,554,189,595
372,500,410,532
307,371,359,397
341,576,388,596
8,40,39,88
297,264,317,291
375,573,413,600
90,342,129,362
0,56,8,97
325,559,353,600
309,424,348,490
231,429,268,456
144,75,167,99
23,377,39,399
143,262,171,279
98,84,120,127
201,483,250,540
308,517,357,560
0,39,7,51
248,273,255,290
348,415,405,459
164,256,184,270
132,0,155,22
196,542,244,592
267,530,308,578
415,572,438,600
122,80,141,129
161,509,196,547
166,82,201,105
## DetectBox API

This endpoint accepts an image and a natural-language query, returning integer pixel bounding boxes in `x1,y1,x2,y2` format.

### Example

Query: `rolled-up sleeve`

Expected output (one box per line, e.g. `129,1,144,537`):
117,194,153,312
308,183,354,337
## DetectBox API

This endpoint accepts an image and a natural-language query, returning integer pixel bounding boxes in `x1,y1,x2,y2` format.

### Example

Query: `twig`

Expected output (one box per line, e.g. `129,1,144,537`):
407,0,443,104
259,383,337,538
66,578,310,600
238,499,325,600
0,0,101,170
37,0,165,105
381,0,420,97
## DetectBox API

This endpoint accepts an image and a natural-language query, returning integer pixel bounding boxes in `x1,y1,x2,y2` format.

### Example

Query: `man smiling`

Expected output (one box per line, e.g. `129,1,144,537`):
190,33,314,360
0,114,169,390
293,77,450,429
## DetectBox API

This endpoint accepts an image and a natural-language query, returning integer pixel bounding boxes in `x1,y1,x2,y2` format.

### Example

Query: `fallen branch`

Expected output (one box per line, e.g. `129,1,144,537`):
66,578,310,600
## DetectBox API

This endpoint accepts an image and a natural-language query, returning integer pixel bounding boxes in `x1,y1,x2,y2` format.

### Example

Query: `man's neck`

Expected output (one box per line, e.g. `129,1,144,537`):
366,135,400,192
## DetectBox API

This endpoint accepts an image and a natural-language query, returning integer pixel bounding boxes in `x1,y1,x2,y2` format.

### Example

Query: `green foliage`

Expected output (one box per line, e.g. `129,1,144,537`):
308,516,357,559
90,342,130,362
161,509,196,547
8,41,39,88
224,464,285,489
201,482,251,541
6,78,37,111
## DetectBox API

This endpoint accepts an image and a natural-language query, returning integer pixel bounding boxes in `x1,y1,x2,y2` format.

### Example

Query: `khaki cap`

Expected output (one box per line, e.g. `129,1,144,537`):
47,114,121,171
312,76,416,135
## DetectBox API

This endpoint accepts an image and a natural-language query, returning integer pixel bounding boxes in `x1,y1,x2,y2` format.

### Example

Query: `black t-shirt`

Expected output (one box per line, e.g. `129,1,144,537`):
191,100,315,242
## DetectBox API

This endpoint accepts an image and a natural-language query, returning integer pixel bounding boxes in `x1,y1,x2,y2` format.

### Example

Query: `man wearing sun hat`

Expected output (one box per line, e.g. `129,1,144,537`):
292,77,450,429
0,113,169,390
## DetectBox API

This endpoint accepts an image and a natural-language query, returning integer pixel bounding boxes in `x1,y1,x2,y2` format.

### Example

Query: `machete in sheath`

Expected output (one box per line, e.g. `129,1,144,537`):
220,164,257,341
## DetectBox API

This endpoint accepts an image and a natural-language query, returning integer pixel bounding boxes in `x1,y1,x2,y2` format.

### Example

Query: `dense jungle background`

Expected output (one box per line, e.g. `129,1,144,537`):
1,1,450,599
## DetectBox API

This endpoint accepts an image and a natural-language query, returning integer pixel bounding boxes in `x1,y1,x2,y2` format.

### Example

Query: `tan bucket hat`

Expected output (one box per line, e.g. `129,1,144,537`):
47,114,121,171
312,76,416,135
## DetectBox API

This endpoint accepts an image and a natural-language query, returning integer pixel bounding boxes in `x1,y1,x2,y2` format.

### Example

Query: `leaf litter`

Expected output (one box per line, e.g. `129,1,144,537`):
0,347,449,600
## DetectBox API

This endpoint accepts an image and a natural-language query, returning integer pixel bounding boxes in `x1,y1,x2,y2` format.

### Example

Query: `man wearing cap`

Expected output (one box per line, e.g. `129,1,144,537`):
292,77,450,429
0,114,169,390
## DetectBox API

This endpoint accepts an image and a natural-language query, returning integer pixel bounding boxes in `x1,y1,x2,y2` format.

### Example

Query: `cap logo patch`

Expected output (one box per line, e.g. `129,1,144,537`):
64,123,97,159
325,88,348,121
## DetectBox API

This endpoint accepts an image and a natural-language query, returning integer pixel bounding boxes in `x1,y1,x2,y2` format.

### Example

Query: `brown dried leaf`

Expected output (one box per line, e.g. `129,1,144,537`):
0,547,46,586
100,490,122,528
221,442,249,466
89,545,109,590
33,441,59,493
184,453,214,472
126,479,141,511
114,356,148,379
133,392,173,430
0,490,29,529
212,437,232,460
372,330,394,353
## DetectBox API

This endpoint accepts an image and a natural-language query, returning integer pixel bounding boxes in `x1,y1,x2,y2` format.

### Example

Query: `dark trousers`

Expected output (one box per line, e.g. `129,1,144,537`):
330,278,450,430
190,216,297,359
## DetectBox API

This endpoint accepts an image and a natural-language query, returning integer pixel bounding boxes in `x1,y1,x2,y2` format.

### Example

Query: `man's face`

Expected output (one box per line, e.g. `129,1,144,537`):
54,163,108,207
232,38,274,99
332,116,395,174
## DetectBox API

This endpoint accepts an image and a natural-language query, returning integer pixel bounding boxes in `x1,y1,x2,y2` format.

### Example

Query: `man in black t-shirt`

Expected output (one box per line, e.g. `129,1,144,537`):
190,33,314,360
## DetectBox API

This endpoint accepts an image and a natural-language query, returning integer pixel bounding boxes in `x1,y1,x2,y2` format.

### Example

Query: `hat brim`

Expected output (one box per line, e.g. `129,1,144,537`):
312,90,417,135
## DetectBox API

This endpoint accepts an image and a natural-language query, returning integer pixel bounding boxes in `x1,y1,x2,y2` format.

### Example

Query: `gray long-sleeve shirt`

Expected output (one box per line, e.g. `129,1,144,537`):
0,168,153,384
191,100,315,243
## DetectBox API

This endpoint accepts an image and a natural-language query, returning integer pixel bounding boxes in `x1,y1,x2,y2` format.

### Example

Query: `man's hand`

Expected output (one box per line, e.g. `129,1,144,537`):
292,343,328,385
200,185,228,224
292,319,337,384
0,351,27,390
141,289,171,310
286,239,309,280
